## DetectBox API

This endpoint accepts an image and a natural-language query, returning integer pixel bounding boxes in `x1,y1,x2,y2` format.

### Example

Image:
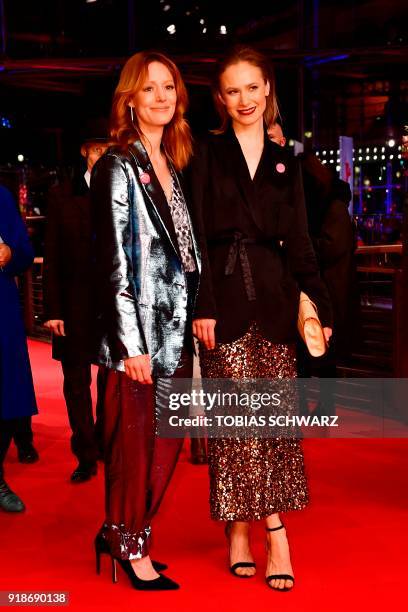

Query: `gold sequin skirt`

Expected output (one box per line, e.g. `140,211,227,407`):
200,323,309,521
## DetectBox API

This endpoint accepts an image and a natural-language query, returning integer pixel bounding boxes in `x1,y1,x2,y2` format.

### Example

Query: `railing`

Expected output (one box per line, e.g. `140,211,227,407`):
354,243,406,377
20,256,49,341
22,245,408,378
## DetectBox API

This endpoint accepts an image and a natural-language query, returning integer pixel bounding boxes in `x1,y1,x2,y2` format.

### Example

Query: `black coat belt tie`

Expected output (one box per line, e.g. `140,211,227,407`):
209,233,279,302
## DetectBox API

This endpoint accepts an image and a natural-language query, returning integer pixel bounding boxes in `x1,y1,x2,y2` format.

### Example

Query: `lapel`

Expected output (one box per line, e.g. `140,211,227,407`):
224,124,269,231
72,171,89,198
128,140,181,258
70,174,91,234
224,125,290,232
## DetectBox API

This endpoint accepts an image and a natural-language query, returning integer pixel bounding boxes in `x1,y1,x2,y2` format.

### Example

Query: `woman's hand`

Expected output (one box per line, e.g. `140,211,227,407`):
323,327,333,344
124,355,153,384
193,319,216,350
44,320,66,336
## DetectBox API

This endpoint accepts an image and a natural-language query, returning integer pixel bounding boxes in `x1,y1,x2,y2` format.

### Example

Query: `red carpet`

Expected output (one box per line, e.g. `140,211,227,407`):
1,339,407,611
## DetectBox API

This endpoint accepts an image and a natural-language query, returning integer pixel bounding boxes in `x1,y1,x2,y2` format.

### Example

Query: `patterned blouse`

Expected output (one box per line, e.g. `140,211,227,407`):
168,172,196,272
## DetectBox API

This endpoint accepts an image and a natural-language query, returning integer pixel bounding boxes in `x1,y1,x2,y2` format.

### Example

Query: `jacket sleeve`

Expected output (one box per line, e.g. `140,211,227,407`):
1,187,34,277
286,160,333,328
42,186,63,320
91,153,147,360
315,200,355,266
186,139,217,320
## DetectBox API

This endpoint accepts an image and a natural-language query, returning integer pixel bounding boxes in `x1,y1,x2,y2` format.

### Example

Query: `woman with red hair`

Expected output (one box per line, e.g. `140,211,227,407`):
91,51,200,591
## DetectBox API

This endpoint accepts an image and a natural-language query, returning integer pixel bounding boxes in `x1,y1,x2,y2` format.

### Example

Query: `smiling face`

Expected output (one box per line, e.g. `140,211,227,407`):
218,61,270,129
130,61,177,131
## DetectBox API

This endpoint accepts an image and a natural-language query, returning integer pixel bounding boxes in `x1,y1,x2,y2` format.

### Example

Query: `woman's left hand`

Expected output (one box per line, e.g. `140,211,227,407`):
323,327,333,344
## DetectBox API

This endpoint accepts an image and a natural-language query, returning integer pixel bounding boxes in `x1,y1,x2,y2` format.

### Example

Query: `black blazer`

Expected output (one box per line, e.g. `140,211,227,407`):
188,126,332,344
43,174,95,364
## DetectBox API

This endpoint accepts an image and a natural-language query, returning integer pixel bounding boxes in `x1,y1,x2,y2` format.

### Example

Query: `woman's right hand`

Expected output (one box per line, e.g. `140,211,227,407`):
44,319,65,336
193,319,216,350
124,355,153,384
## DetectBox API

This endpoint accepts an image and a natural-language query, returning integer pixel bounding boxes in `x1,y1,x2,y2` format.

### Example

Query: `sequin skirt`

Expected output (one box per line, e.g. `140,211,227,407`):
200,323,309,521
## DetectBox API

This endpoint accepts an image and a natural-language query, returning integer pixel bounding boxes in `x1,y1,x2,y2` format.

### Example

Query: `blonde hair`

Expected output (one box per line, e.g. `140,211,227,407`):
110,51,192,170
212,45,280,134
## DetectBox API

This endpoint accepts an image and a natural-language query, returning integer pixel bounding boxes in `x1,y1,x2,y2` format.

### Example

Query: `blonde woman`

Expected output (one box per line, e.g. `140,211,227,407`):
189,46,331,591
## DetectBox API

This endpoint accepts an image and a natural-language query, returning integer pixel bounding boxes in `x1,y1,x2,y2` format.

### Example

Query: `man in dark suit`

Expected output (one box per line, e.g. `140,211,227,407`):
269,123,359,413
43,123,108,482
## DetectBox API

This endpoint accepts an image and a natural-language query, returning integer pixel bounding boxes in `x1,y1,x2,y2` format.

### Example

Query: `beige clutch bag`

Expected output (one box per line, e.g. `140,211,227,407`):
297,291,327,357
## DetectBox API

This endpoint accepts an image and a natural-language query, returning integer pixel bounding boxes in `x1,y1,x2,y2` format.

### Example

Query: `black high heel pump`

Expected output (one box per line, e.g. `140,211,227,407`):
94,534,179,591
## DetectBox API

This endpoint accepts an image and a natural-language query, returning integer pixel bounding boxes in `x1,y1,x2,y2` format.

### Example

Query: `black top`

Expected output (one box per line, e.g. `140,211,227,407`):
187,126,332,344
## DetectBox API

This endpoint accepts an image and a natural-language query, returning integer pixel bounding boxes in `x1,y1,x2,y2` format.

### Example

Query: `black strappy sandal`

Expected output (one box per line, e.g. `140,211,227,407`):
265,524,295,591
225,522,256,578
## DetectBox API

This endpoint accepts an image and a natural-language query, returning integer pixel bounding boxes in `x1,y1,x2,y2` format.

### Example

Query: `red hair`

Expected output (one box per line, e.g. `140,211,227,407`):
110,51,192,170
212,45,280,134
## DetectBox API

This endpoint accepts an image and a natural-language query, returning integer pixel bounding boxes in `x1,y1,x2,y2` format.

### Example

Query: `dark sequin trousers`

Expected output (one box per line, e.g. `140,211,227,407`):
200,323,309,522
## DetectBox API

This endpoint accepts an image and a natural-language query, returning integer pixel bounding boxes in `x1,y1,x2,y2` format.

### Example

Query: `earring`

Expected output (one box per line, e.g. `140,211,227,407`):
130,106,135,124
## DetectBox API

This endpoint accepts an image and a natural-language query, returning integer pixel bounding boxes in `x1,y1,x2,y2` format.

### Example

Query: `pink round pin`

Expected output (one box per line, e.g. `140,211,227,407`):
140,172,151,184
276,163,286,174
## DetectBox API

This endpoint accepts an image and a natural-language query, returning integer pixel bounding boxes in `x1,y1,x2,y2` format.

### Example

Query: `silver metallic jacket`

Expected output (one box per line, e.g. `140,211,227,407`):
90,140,201,376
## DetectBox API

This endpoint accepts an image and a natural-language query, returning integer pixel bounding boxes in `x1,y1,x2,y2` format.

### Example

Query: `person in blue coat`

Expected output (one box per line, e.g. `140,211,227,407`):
0,185,38,512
